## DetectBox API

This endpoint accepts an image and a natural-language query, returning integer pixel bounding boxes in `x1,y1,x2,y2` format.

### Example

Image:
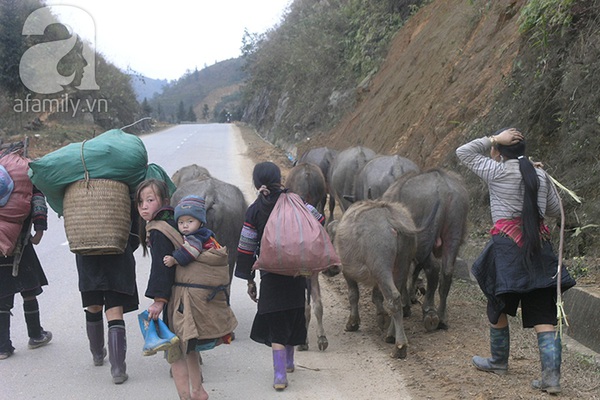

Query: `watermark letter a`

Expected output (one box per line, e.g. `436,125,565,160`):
19,5,100,94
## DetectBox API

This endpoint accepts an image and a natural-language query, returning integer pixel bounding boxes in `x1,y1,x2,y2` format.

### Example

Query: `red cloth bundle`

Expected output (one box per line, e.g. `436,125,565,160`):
0,152,33,256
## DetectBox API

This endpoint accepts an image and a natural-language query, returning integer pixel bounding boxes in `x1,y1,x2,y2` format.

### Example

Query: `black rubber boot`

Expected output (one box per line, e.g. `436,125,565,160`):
108,324,128,384
472,326,509,375
531,331,562,394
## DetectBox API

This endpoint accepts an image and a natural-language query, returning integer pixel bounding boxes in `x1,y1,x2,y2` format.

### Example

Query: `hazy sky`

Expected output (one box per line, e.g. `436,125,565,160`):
43,0,291,81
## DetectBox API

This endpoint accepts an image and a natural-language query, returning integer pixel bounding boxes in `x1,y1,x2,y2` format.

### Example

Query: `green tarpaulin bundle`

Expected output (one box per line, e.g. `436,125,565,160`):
28,129,175,216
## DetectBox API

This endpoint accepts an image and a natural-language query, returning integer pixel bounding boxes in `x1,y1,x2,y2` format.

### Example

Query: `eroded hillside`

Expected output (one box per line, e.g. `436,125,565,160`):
312,0,522,168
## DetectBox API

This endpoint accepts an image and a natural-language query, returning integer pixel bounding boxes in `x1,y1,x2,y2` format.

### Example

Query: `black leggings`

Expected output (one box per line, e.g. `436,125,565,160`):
0,288,42,312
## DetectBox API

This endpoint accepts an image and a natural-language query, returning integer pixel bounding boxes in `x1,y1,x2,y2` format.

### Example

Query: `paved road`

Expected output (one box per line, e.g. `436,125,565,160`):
0,124,410,399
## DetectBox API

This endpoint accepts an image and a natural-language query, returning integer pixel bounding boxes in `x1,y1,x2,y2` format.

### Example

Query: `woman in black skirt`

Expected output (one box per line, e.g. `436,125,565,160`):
235,161,324,391
0,187,52,360
75,197,140,384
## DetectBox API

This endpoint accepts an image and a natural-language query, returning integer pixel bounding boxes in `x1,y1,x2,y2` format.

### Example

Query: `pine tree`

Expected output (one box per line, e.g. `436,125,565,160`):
141,98,153,116
157,102,165,121
176,100,186,122
187,106,197,122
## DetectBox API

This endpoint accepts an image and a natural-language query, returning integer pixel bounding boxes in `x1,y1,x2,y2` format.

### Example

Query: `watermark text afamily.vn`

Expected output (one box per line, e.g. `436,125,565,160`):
13,94,108,117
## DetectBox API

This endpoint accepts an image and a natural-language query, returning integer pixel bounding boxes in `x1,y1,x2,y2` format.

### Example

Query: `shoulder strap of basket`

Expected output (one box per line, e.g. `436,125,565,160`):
146,220,183,249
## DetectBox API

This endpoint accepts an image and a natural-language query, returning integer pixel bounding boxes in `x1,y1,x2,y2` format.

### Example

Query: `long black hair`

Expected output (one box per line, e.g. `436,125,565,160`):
252,161,284,228
497,134,542,258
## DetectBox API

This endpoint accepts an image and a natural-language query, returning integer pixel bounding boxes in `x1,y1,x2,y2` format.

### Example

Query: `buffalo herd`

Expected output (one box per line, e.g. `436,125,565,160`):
170,144,469,360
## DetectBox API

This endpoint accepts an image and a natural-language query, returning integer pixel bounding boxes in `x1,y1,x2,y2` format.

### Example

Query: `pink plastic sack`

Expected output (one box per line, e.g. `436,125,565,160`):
252,192,340,277
0,219,24,257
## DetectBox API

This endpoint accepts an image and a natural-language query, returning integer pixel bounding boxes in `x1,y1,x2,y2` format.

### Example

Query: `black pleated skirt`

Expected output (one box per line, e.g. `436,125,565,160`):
0,243,47,299
250,307,307,347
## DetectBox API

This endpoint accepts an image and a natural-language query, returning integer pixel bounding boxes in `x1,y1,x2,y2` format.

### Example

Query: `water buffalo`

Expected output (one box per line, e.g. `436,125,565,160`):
329,146,377,217
382,169,468,331
352,155,420,202
296,147,338,218
171,165,248,281
285,162,330,351
332,200,419,359
171,164,211,187
286,162,327,214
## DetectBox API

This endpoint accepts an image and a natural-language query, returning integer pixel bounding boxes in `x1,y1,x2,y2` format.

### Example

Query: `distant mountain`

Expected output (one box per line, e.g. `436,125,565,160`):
149,58,246,121
129,74,169,102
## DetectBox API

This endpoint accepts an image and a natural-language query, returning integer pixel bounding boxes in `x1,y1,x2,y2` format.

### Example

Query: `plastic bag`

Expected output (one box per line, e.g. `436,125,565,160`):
253,192,340,276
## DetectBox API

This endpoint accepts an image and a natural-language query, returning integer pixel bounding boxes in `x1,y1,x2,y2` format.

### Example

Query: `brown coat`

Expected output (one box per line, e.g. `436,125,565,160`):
146,221,237,345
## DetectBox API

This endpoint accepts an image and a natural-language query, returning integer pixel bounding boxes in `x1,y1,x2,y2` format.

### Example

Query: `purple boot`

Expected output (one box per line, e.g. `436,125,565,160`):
272,349,288,390
285,345,295,372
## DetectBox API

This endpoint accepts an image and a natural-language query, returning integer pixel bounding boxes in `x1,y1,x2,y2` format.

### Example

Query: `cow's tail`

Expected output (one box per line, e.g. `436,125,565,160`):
415,199,440,235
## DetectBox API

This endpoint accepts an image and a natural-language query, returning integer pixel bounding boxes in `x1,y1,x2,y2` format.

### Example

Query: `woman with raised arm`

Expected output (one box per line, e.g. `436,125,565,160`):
456,128,576,394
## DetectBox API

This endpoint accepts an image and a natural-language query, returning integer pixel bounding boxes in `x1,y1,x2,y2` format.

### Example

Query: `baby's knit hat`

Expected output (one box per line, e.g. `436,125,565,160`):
174,195,207,224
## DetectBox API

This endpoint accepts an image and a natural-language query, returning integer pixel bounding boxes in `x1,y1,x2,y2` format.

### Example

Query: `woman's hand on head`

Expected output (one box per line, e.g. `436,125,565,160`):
494,128,523,146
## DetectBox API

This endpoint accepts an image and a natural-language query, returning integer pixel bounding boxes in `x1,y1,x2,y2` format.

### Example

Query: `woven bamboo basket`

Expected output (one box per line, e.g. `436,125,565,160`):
63,179,131,255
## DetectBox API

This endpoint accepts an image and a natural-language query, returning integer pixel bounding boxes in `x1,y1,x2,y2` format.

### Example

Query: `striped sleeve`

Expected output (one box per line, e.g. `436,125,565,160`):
456,137,503,183
31,186,48,231
305,202,326,226
172,236,202,266
237,221,259,255
235,220,258,280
